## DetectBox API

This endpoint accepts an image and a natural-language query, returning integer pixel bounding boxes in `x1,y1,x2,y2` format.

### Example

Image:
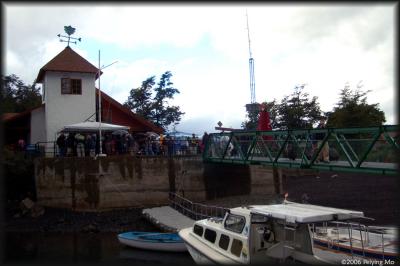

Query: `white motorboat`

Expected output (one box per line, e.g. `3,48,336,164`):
179,201,398,264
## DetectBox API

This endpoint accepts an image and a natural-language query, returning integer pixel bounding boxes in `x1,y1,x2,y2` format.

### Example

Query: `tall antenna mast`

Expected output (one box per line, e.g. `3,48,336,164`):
246,10,256,104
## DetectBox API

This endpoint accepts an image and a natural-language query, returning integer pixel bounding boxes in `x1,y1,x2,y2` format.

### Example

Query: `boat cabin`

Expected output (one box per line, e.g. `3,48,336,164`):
182,201,365,264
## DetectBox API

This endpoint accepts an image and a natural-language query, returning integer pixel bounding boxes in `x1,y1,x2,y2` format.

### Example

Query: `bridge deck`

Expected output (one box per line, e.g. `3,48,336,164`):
203,125,399,175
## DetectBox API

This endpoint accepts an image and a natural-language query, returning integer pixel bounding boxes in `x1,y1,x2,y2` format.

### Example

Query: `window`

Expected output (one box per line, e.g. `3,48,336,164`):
251,214,270,223
218,234,230,250
193,225,204,237
204,228,217,243
230,239,243,257
61,78,82,94
224,214,246,234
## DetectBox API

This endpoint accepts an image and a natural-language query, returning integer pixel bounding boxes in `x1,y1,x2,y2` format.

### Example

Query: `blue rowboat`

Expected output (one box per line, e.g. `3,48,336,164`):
117,231,187,252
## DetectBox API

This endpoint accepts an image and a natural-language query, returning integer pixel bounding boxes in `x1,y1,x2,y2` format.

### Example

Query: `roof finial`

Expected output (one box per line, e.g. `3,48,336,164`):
57,25,81,47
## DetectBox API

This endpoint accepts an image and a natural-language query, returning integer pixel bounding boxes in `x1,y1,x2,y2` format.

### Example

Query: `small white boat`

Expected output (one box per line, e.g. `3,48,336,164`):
312,223,397,261
179,201,398,264
118,231,187,252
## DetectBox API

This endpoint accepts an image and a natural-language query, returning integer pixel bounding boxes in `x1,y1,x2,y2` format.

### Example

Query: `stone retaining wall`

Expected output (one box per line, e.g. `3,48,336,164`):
34,156,278,211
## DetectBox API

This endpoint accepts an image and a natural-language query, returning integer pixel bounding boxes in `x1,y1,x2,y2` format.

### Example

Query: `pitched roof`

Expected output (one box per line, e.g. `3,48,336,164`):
2,113,19,120
2,104,45,122
36,46,100,83
97,89,164,134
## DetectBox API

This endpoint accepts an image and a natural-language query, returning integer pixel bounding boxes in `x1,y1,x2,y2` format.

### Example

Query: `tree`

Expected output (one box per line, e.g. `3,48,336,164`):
327,84,386,128
1,74,42,113
124,71,184,131
276,85,322,130
124,76,154,118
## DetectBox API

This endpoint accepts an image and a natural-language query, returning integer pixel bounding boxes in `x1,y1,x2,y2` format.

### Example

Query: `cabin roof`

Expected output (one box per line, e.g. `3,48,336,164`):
246,201,364,223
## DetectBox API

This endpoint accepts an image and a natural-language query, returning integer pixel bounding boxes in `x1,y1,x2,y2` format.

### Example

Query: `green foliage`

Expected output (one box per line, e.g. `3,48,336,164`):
3,147,36,200
124,71,184,131
327,85,386,128
1,74,42,113
277,86,322,130
241,106,259,130
124,76,155,118
243,86,322,130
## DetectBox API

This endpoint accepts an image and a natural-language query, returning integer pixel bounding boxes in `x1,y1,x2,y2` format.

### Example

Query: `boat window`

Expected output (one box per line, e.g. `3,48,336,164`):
224,214,246,234
218,234,230,250
230,239,243,257
251,214,269,223
193,225,204,237
204,228,217,243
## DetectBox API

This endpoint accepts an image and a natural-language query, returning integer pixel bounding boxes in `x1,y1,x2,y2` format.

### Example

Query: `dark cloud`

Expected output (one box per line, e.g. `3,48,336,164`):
290,5,393,51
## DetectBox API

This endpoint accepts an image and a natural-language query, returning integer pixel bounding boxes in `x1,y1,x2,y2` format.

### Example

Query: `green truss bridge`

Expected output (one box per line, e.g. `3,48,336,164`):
203,125,399,175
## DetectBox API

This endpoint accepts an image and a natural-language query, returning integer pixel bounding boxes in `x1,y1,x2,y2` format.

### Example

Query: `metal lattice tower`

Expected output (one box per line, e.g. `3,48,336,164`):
246,11,256,104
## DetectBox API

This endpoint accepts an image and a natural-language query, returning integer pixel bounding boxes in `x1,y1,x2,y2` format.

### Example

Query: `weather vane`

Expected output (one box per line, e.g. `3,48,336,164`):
57,25,81,46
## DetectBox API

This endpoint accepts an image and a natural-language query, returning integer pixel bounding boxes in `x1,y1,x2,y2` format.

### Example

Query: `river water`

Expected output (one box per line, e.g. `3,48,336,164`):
4,232,195,264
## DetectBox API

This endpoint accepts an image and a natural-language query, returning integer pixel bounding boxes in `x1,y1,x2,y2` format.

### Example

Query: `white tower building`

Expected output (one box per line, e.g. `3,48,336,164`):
33,46,100,145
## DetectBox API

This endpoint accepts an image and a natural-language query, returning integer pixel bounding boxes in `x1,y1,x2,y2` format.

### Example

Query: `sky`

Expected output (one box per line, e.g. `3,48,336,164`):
4,3,397,135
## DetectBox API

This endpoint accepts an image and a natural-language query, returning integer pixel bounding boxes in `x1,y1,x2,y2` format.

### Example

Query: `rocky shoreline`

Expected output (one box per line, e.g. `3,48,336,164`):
4,195,281,234
4,204,161,233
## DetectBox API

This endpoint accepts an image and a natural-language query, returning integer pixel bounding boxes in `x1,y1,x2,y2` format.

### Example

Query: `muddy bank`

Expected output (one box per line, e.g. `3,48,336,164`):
4,204,160,233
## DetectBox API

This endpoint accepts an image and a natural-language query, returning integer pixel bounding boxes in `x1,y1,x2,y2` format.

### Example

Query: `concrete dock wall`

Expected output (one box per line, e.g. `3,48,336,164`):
34,156,278,211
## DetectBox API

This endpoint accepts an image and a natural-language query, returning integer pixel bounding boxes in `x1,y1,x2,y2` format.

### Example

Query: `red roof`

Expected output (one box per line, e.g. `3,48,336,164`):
2,113,19,121
36,46,101,83
2,104,45,122
97,89,164,134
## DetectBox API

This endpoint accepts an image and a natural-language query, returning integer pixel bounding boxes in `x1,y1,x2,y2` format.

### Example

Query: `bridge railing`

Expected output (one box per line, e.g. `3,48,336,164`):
168,192,229,220
203,125,399,175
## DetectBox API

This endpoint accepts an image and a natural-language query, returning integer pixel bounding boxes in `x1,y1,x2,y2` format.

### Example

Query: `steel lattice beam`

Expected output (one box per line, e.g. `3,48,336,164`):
203,125,399,175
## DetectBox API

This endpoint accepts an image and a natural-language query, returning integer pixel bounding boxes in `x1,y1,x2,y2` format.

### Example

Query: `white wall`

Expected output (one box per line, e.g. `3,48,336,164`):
44,71,96,142
30,106,46,144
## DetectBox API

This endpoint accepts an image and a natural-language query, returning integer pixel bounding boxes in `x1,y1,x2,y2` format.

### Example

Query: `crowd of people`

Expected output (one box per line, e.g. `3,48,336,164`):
56,131,210,158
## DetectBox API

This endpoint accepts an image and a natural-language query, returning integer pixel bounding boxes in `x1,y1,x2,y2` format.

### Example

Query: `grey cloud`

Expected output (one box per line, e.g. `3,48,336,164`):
291,5,393,51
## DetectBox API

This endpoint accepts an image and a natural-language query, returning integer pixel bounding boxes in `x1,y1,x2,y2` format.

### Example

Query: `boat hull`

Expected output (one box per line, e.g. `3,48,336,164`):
118,232,187,252
185,242,216,264
179,227,239,264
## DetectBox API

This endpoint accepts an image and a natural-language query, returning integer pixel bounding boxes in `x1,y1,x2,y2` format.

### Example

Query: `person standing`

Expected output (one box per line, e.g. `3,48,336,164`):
66,133,75,157
190,133,198,155
84,134,91,156
160,134,166,156
17,138,25,152
126,133,134,155
201,132,209,153
315,117,329,163
75,132,85,157
90,134,97,157
56,133,67,157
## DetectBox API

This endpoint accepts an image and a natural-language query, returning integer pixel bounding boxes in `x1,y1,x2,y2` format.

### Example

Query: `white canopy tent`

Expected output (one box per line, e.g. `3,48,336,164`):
61,121,129,133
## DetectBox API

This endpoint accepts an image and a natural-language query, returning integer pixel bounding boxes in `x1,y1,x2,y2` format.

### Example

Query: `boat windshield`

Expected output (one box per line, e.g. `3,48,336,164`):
224,214,246,234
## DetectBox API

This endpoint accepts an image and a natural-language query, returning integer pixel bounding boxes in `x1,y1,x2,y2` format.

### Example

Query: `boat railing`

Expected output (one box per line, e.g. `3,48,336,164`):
312,220,394,259
168,192,229,220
